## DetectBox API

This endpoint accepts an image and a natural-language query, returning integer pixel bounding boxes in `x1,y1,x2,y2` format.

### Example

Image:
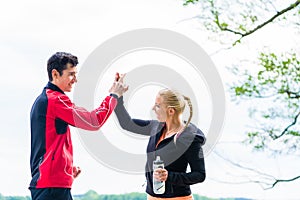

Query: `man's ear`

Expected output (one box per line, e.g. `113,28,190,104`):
52,69,59,80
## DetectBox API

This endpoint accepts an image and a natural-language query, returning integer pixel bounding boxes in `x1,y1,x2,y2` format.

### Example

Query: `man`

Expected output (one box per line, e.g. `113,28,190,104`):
29,52,128,200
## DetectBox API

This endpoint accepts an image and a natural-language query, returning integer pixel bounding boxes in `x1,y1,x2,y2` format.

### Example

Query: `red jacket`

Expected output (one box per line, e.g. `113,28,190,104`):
30,82,117,188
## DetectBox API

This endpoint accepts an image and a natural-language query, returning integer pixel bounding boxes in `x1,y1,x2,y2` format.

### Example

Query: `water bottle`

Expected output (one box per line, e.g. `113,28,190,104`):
153,156,165,194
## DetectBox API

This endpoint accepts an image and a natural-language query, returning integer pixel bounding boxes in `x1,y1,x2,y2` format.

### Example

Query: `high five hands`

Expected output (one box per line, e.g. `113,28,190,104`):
109,72,129,97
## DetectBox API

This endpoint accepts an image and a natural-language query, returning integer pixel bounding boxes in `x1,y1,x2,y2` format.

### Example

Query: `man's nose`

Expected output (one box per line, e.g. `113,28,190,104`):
74,75,77,83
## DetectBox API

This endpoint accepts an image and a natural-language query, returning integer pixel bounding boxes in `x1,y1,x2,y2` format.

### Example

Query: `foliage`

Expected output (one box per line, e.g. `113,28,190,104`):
0,194,30,200
73,191,251,200
73,190,147,200
182,0,300,45
181,0,300,187
0,191,252,200
230,51,300,154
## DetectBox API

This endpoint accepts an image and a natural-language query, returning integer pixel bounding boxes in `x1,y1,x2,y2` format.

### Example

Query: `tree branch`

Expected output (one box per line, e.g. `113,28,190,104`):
213,150,300,189
216,0,300,43
273,110,300,139
213,151,275,180
243,0,300,36
267,175,300,189
285,90,300,99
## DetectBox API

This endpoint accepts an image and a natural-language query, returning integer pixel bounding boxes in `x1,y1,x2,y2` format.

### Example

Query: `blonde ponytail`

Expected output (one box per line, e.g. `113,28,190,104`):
182,95,193,130
174,95,193,144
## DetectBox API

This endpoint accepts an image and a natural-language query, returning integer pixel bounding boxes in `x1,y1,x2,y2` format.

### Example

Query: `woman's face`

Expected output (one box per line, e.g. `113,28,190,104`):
152,95,168,122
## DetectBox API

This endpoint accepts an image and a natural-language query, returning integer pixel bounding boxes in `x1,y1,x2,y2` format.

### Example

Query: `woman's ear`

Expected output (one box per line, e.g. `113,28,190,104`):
167,107,175,116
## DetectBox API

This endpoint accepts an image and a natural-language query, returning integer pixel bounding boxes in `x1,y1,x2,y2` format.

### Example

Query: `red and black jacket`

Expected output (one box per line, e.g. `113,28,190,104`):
29,82,117,188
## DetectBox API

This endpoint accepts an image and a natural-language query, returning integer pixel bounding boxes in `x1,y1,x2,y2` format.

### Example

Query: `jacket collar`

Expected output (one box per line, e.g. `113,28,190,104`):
45,82,65,94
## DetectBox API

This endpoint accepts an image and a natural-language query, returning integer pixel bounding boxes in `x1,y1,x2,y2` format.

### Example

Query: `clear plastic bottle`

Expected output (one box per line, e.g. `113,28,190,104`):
153,156,165,194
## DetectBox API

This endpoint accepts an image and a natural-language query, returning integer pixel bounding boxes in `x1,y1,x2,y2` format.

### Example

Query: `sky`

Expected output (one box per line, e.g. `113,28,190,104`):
0,0,299,199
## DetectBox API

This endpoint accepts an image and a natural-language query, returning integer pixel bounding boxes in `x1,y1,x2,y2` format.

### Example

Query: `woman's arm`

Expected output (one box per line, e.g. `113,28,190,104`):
167,137,206,186
114,96,154,136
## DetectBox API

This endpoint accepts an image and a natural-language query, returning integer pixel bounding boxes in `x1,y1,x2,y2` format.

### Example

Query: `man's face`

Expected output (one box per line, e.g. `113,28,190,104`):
53,63,77,92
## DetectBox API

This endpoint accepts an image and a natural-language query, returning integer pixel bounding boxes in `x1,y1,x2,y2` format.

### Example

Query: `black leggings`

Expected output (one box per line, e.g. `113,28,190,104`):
30,188,73,200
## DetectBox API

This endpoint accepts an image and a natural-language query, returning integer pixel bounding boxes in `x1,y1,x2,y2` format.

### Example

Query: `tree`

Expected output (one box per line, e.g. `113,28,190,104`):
183,0,300,46
182,0,300,188
231,52,300,153
73,190,147,200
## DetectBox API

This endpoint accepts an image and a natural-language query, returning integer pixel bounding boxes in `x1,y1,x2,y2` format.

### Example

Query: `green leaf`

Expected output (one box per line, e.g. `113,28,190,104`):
287,131,300,136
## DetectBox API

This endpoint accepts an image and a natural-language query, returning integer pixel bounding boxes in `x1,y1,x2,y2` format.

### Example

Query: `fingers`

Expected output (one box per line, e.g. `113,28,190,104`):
76,167,81,176
108,81,116,93
118,73,126,83
154,169,168,182
110,72,128,97
113,72,126,84
73,166,81,178
115,72,120,82
124,84,129,92
109,82,128,97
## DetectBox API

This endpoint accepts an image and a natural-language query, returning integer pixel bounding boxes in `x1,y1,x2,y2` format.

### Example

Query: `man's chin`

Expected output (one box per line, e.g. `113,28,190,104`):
66,85,74,92
65,88,72,92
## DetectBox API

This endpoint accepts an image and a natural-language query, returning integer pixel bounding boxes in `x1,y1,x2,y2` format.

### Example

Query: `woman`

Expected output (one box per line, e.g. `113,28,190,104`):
114,74,206,200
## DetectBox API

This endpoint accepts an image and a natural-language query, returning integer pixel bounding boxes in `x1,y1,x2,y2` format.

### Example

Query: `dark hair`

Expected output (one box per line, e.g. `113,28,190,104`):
47,52,78,81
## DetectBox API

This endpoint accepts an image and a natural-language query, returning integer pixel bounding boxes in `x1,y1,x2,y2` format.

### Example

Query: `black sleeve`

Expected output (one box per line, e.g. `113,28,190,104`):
167,139,206,186
114,96,153,136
